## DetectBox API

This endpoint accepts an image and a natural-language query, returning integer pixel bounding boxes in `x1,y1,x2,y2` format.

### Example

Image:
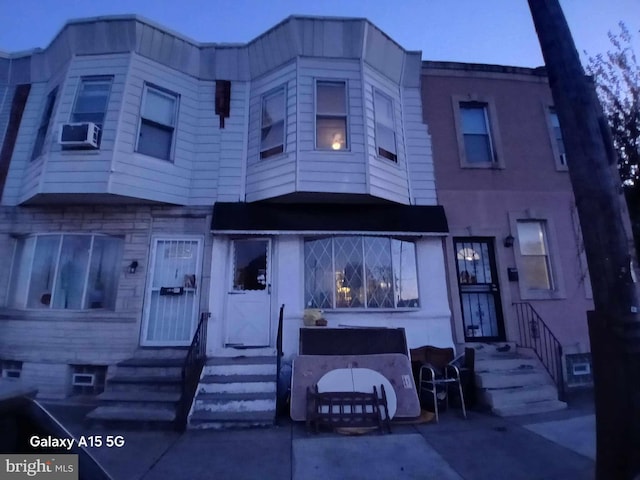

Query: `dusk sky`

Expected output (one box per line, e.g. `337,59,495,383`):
1,0,638,68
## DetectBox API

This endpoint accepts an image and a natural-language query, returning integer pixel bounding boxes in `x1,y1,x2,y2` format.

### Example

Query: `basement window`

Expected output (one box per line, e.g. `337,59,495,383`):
71,365,106,396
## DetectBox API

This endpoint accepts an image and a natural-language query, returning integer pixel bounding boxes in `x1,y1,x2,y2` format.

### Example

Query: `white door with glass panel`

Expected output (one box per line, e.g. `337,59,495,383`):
225,239,272,347
141,238,202,346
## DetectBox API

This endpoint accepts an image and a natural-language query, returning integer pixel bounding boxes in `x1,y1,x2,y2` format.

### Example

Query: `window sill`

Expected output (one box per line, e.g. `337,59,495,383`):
322,307,421,313
0,308,138,323
460,162,504,170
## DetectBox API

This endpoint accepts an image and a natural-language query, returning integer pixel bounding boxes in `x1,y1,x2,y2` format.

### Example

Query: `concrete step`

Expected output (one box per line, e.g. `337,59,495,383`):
199,376,276,394
475,357,540,372
475,369,551,389
98,390,181,405
115,357,184,377
189,409,274,429
87,405,176,424
107,375,182,393
481,384,558,408
206,355,276,366
194,392,276,413
492,399,568,417
203,363,276,376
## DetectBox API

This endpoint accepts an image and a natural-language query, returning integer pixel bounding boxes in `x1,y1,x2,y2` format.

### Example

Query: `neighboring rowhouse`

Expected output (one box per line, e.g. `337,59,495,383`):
422,61,595,395
0,16,451,425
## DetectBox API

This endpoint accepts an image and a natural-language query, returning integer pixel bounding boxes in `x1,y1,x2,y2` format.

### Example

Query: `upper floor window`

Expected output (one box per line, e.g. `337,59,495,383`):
137,84,178,161
31,87,58,160
260,87,285,159
9,234,123,311
316,81,348,151
374,90,397,162
70,77,112,146
304,236,419,309
459,101,495,164
516,220,553,291
549,107,567,168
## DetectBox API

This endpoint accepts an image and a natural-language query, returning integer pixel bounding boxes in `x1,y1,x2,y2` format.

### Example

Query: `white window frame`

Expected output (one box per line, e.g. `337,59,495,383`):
9,233,123,311
315,80,349,151
452,95,504,169
136,83,179,161
373,89,397,162
509,211,566,300
260,86,286,159
68,76,113,148
546,105,568,171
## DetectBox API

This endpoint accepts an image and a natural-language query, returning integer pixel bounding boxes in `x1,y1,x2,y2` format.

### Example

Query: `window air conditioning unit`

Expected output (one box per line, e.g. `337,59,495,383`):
72,373,96,386
59,122,100,148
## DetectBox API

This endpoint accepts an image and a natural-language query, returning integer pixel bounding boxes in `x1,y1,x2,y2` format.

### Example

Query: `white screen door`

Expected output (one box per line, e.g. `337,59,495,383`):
225,239,272,347
141,238,202,346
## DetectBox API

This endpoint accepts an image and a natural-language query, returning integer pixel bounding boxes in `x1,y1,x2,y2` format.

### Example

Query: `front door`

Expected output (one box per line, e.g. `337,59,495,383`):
225,239,272,347
454,238,505,342
141,237,203,346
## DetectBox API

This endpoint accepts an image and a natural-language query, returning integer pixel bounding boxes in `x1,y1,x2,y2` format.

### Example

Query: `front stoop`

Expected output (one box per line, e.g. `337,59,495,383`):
86,349,186,429
189,355,277,429
471,343,567,417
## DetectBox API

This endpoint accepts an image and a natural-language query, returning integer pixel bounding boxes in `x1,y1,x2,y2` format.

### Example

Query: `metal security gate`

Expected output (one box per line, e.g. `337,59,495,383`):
141,237,203,346
454,238,505,341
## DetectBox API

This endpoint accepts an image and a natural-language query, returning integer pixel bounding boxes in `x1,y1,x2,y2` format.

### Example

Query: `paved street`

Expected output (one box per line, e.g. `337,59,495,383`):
45,391,595,480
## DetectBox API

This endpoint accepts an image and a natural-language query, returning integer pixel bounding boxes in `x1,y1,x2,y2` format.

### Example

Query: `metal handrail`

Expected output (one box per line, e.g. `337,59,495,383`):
275,304,285,424
512,302,565,400
176,311,210,431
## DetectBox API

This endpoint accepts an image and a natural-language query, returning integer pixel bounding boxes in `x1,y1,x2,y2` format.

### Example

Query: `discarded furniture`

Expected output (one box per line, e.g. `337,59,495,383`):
290,354,420,421
306,384,391,433
410,346,467,422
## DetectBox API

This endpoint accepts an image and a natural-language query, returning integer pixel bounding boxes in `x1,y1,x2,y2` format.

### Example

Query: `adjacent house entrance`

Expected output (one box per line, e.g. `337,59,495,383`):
224,239,272,347
454,238,505,341
141,237,203,346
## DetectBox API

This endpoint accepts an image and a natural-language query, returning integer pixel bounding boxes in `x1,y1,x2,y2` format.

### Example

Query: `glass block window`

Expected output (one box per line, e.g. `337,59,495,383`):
1,360,22,379
71,365,107,396
304,236,419,309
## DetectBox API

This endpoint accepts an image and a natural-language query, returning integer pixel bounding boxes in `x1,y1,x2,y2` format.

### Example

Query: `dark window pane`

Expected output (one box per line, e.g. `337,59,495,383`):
463,134,492,163
138,120,173,160
317,82,346,115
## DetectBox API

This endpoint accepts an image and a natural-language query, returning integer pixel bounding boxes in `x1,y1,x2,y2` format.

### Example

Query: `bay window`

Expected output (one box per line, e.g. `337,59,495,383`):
137,84,178,160
304,236,419,309
9,234,123,310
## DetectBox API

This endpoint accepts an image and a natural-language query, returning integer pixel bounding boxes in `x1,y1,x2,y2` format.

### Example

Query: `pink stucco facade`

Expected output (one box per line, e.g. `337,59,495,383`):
422,62,593,364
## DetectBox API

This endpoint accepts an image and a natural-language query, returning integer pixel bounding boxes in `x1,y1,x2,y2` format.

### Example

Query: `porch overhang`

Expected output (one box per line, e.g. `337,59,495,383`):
211,202,449,235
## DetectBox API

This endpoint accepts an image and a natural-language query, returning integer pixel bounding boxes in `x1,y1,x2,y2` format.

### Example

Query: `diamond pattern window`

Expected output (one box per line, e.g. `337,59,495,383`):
304,236,419,309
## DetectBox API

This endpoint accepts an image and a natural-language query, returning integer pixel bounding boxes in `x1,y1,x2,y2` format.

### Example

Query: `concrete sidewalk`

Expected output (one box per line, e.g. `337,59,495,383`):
45,391,595,480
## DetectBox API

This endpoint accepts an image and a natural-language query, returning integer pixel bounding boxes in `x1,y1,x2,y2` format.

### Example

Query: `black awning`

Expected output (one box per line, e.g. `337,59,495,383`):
211,202,448,234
